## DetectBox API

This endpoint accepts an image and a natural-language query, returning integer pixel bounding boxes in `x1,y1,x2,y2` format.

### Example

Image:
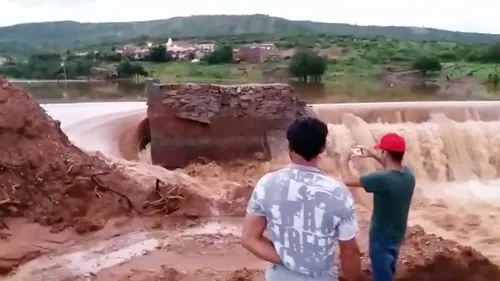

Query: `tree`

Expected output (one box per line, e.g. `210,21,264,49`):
0,52,102,79
204,44,233,64
24,53,63,79
486,43,500,64
465,43,500,63
288,49,327,83
147,45,172,62
85,52,97,60
412,56,442,75
62,58,93,78
116,61,148,78
73,59,93,77
102,52,122,62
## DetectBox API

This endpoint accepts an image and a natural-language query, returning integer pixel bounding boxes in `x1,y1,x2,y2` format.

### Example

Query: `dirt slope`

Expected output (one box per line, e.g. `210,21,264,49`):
0,77,212,233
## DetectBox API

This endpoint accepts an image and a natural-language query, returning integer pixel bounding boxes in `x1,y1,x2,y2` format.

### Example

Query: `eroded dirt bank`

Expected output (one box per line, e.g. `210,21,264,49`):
51,223,500,281
0,77,499,280
0,78,215,274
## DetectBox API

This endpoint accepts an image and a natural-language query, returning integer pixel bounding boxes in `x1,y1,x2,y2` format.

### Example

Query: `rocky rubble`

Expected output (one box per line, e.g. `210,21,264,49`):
147,82,309,123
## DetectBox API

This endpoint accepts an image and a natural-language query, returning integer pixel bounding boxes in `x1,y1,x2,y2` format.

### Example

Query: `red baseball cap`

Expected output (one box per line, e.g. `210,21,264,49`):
374,133,406,152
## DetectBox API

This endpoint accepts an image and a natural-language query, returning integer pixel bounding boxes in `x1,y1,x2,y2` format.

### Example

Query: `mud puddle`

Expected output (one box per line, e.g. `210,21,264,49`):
4,220,244,281
5,232,162,281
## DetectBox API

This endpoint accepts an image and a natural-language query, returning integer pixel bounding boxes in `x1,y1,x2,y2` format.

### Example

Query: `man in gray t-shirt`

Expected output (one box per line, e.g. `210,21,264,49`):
242,117,362,281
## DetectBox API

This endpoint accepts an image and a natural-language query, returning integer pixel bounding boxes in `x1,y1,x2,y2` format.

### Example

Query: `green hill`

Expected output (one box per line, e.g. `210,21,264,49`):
1,14,500,49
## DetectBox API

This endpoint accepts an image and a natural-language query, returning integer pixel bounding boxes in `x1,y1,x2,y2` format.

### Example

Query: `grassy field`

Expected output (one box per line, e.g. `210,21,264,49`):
136,60,496,86
140,61,261,83
137,58,383,85
442,62,498,80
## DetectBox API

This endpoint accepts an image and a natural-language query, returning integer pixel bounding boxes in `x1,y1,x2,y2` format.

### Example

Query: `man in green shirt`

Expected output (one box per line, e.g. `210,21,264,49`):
341,133,415,281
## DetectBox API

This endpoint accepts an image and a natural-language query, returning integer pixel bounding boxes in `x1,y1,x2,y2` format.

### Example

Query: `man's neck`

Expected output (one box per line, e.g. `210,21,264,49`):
385,162,403,171
291,158,318,168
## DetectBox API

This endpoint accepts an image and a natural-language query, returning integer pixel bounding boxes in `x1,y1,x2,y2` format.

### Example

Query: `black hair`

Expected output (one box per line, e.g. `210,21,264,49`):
286,117,328,161
386,150,404,163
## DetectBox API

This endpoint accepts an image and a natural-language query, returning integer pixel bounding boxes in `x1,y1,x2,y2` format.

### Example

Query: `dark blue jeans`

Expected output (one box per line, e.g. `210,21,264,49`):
369,236,400,281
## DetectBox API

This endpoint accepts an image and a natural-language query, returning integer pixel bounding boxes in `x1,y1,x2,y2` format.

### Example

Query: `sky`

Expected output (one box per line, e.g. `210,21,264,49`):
2,0,500,34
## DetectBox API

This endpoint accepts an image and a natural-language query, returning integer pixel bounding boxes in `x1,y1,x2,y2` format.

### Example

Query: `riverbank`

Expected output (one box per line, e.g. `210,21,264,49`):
10,76,498,105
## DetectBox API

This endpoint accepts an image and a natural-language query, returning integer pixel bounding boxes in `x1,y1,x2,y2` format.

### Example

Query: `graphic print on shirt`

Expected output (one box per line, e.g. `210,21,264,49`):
247,166,357,277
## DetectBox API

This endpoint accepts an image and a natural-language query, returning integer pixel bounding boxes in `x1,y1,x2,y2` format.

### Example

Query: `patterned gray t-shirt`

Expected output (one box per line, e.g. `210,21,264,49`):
246,164,358,280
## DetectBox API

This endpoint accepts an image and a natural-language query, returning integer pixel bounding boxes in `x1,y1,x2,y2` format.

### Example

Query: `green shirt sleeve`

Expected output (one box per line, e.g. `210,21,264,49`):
360,171,387,193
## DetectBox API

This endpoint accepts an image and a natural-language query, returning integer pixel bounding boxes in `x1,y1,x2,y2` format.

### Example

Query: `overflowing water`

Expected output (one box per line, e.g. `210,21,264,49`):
7,100,496,280
321,114,500,181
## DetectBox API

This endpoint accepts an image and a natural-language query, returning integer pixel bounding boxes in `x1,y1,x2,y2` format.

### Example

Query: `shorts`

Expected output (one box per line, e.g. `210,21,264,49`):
369,236,400,281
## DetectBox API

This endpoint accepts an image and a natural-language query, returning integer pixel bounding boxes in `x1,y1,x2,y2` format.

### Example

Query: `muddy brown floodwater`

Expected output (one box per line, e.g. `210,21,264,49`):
1,77,500,281
12,78,492,104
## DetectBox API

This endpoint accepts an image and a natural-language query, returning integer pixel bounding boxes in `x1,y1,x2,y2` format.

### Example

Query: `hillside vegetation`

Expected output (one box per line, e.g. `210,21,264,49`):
3,33,499,86
1,14,500,58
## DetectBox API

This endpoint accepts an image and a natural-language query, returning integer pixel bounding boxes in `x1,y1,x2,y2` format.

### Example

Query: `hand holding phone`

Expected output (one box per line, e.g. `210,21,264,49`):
350,147,364,157
349,146,376,160
351,145,377,159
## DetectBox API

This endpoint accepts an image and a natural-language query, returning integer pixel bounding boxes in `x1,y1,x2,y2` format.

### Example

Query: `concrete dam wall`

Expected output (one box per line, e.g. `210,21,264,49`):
146,80,310,169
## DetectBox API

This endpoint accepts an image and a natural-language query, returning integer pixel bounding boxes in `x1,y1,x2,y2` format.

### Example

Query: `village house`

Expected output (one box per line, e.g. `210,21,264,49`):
164,38,216,60
234,42,279,63
245,42,278,51
112,39,216,61
165,39,196,60
116,44,151,60
194,43,216,59
196,43,216,52
234,47,266,63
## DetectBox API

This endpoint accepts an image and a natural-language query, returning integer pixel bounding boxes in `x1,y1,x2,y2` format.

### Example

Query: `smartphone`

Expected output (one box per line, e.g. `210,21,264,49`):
350,147,364,156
